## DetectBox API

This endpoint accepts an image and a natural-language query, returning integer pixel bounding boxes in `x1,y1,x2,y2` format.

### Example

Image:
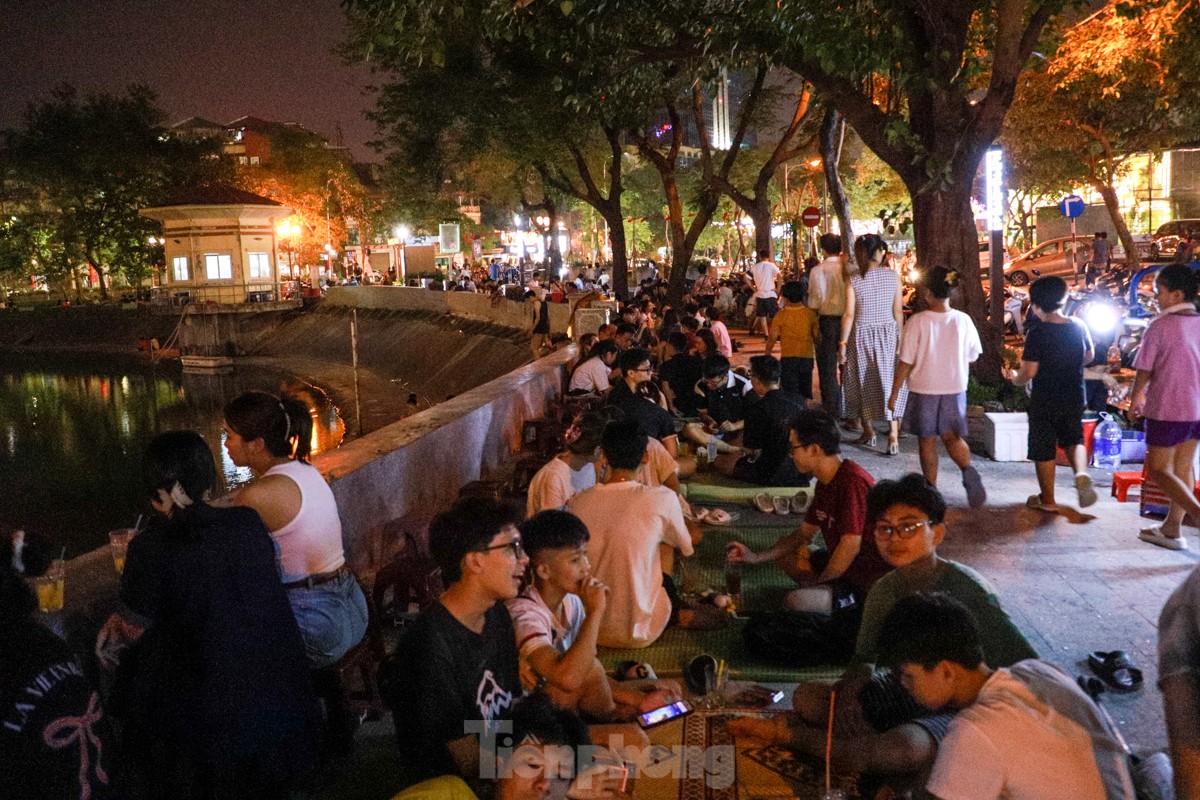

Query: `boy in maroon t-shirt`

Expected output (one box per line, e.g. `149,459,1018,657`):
727,410,891,614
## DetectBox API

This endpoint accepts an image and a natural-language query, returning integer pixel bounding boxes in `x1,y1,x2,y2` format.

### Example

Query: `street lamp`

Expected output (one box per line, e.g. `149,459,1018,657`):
393,225,409,283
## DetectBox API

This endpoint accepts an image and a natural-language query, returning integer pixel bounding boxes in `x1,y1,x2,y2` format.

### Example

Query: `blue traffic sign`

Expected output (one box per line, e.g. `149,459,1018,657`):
1059,194,1086,219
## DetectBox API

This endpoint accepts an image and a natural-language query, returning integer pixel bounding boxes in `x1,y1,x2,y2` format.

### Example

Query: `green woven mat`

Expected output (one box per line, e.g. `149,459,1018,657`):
597,524,845,683
681,483,812,508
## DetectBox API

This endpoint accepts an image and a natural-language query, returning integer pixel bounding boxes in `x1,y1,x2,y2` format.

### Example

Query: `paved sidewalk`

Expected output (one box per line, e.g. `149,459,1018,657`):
730,327,1188,752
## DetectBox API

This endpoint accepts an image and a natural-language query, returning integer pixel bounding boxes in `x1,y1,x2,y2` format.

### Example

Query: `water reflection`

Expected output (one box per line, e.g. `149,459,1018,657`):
0,358,344,555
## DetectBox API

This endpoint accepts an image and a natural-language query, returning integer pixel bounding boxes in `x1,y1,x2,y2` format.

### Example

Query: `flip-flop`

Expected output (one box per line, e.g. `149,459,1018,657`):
1087,650,1144,693
704,509,739,526
1026,494,1059,513
1077,674,1105,702
1139,526,1187,551
613,660,658,682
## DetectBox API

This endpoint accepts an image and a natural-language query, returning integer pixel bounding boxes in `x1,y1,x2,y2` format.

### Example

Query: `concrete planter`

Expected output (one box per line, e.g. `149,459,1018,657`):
983,411,1029,462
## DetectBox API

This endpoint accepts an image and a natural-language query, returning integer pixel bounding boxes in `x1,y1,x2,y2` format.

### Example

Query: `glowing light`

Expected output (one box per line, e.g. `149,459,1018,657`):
985,147,1005,232
1083,303,1118,334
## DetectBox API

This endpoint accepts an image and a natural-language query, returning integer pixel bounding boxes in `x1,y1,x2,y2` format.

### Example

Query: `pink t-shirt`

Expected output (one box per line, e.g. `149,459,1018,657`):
1134,313,1200,421
710,321,733,358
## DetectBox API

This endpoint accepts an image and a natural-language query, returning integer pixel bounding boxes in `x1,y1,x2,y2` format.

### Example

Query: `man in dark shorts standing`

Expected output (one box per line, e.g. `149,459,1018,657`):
1012,275,1098,512
750,250,781,336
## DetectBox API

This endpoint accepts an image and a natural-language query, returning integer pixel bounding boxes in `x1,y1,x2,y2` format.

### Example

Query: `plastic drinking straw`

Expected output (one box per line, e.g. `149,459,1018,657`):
825,688,836,796
134,514,144,533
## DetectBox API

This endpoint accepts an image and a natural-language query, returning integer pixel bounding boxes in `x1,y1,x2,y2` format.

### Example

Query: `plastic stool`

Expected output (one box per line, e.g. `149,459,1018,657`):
1111,472,1143,502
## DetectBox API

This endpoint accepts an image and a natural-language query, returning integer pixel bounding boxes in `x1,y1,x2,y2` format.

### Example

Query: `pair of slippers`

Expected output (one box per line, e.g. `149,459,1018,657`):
753,492,805,515
1085,650,1144,693
691,507,735,526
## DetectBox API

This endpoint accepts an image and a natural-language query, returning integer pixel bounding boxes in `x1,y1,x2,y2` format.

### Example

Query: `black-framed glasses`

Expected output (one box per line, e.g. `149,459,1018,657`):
632,364,653,373
874,520,930,540
479,538,525,558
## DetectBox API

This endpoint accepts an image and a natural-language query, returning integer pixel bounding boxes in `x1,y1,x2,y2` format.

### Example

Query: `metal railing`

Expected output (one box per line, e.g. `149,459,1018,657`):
150,281,304,307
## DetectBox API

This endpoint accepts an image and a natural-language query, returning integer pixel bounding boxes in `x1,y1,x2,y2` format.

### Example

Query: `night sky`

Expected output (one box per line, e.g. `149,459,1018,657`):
0,0,379,160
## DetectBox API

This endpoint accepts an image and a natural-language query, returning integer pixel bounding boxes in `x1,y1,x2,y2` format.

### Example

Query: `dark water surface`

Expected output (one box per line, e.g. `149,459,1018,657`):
0,356,344,556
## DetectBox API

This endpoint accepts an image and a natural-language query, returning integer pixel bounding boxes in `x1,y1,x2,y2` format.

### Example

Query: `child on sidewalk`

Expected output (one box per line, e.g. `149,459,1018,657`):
506,510,680,721
1012,276,1098,511
888,267,986,508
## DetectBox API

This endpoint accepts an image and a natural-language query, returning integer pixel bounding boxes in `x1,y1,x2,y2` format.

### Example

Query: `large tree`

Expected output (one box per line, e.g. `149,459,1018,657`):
4,84,221,298
1004,0,1200,270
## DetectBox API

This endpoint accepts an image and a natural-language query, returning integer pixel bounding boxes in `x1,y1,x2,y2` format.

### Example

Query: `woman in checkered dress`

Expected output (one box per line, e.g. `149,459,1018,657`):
839,234,907,454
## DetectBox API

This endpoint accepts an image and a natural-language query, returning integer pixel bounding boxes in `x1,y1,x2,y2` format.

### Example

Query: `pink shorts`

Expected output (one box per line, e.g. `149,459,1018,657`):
1145,419,1200,448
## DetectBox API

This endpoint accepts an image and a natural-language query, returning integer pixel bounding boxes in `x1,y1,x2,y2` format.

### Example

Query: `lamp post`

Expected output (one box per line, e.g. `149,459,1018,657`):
394,225,409,283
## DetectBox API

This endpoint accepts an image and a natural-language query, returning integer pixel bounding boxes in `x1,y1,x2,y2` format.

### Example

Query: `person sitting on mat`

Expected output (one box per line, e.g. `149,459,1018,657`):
726,409,889,616
720,355,809,487
728,474,1037,783
507,510,681,722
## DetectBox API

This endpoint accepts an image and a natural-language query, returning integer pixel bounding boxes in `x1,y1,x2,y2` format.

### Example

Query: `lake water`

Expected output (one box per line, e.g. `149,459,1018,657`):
0,356,344,556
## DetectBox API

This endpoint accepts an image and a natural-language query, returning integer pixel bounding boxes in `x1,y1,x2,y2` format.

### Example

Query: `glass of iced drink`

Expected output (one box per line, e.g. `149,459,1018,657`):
33,559,65,612
108,529,136,574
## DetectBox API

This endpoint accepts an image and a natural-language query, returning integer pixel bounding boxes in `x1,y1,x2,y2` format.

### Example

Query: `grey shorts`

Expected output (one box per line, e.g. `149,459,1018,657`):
902,391,968,438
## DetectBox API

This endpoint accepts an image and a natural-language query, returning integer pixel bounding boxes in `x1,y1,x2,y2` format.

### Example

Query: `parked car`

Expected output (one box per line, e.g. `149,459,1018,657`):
1149,219,1200,261
1004,236,1090,285
977,239,1011,277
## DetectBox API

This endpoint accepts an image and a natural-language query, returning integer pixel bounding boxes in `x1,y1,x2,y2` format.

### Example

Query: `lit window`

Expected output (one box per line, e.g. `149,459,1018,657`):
248,252,272,280
204,253,233,280
238,156,248,165
249,156,260,165
172,256,189,281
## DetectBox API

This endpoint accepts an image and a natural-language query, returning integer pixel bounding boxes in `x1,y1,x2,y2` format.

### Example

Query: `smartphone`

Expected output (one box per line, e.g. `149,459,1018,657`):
637,700,693,728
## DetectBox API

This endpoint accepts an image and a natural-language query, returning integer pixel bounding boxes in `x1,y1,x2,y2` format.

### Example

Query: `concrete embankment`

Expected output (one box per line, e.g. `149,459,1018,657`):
0,305,179,354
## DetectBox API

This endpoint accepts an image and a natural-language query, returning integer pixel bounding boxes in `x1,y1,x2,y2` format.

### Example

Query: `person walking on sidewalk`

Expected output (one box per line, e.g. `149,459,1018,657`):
1012,276,1098,512
807,233,846,416
750,250,781,337
888,267,986,508
1130,264,1200,550
841,234,907,455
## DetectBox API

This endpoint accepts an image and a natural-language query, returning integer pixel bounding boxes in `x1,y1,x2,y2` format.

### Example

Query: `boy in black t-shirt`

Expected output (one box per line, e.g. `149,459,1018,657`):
1013,276,1098,511
383,499,530,787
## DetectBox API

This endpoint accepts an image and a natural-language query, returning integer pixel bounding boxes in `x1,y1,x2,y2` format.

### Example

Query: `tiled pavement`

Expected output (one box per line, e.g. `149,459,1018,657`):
728,329,1189,753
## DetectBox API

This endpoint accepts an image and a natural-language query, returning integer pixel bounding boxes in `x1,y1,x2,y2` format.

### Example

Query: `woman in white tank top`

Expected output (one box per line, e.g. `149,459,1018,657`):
221,391,368,670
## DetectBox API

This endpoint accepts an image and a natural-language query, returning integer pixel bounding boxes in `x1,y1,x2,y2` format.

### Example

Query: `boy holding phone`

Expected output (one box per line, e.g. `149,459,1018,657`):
507,510,680,722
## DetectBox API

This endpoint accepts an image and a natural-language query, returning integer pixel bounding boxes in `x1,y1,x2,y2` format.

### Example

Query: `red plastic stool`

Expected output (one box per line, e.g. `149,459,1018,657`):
1111,472,1143,502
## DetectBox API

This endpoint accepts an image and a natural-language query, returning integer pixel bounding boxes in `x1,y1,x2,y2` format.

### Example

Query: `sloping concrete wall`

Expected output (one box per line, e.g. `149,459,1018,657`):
314,344,575,570
324,285,572,333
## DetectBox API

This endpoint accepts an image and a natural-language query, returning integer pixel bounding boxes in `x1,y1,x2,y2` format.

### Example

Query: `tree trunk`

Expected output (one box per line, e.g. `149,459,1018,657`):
910,182,1004,383
750,201,772,260
1095,180,1140,272
604,206,629,300
819,110,855,270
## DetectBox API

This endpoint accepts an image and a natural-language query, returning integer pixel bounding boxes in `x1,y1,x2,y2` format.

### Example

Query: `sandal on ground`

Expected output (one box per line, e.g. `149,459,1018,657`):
1075,474,1098,508
613,661,659,682
753,492,775,514
1077,674,1106,701
1139,526,1187,551
790,492,808,514
962,466,987,509
682,653,718,695
853,431,878,447
886,437,900,456
1026,494,1058,513
1087,650,1144,693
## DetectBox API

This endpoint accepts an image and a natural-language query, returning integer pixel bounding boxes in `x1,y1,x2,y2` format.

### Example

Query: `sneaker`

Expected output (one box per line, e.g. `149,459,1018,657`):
1075,474,1098,508
1139,526,1188,551
961,466,987,509
1026,494,1058,513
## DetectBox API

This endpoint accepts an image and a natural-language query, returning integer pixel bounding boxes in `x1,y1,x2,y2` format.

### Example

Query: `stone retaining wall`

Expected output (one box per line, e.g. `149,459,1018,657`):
324,285,573,333
315,344,575,570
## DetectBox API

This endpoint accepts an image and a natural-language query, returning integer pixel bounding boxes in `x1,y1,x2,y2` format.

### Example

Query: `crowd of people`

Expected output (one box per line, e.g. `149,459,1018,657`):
5,239,1200,800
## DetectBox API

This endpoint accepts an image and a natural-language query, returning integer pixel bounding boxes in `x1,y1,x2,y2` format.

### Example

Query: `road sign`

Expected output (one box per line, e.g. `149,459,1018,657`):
1059,194,1086,219
801,206,821,227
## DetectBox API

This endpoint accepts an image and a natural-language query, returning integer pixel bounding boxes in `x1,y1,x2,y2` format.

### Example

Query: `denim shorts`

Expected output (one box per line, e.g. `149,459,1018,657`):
288,571,369,669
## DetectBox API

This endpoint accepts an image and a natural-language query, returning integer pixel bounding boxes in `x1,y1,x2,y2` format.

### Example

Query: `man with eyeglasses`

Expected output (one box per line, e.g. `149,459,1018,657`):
382,498,531,789
729,474,1037,783
606,348,680,459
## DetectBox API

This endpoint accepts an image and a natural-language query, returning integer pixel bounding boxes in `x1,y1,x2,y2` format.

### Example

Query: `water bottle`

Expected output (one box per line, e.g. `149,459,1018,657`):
1094,413,1123,470
707,439,719,463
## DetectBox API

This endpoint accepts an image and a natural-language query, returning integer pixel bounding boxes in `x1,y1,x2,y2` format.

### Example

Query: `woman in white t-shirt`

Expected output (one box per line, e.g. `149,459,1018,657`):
888,267,987,508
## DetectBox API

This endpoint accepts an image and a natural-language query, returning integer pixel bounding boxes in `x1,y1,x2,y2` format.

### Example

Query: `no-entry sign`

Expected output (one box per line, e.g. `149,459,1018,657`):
801,206,821,227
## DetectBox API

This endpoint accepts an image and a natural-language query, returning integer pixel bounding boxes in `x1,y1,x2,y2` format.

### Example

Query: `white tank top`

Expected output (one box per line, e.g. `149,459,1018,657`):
263,460,346,583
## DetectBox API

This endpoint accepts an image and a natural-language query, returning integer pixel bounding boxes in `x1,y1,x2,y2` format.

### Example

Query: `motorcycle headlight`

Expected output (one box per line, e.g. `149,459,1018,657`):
1083,303,1118,334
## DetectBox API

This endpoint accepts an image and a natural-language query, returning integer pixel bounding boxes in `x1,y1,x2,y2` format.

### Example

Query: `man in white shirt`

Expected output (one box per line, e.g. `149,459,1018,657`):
807,233,847,417
567,420,694,649
879,593,1134,800
750,250,781,336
